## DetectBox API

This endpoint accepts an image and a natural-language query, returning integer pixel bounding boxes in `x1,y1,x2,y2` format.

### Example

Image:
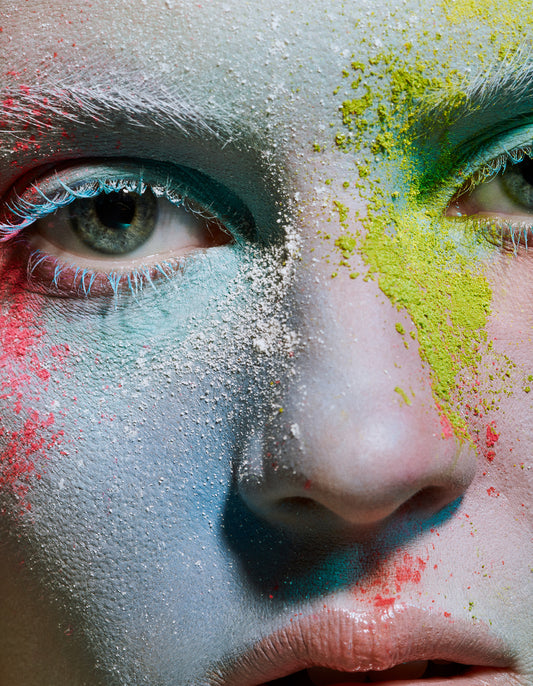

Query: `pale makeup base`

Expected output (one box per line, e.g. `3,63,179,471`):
0,1,531,685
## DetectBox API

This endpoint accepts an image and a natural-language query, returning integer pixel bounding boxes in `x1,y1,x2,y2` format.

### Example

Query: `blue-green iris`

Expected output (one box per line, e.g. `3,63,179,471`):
68,188,157,254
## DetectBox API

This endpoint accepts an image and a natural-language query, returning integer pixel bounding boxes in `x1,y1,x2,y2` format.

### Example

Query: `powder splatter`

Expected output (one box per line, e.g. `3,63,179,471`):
328,28,511,440
352,551,430,607
0,269,64,511
483,422,499,462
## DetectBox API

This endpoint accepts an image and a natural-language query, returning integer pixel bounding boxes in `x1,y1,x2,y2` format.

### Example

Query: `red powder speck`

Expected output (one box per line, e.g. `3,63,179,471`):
373,595,395,608
443,612,451,618
439,412,454,439
50,343,70,360
352,551,429,603
486,486,499,497
485,423,499,448
393,553,425,592
36,367,51,381
0,412,61,502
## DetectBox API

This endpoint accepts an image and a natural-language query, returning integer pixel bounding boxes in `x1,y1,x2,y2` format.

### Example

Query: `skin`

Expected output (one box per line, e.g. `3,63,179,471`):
0,1,531,684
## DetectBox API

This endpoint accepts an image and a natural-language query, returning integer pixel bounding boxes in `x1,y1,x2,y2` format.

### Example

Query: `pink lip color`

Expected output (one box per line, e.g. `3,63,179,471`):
216,604,514,685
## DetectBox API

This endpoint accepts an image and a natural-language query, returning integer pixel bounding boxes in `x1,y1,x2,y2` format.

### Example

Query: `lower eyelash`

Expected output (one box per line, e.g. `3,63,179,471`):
473,218,533,254
26,248,183,298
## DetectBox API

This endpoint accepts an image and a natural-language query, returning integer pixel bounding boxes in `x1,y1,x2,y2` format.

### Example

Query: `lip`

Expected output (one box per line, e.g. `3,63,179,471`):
215,604,515,685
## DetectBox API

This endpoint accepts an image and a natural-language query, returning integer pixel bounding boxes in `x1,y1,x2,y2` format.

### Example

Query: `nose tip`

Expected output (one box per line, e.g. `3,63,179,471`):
237,402,476,535
235,259,478,537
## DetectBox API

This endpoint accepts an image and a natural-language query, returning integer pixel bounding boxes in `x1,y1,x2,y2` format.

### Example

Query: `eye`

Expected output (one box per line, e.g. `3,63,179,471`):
446,150,533,251
0,160,255,298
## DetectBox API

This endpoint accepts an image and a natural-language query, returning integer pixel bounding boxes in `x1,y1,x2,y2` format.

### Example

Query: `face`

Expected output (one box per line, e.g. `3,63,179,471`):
0,1,531,684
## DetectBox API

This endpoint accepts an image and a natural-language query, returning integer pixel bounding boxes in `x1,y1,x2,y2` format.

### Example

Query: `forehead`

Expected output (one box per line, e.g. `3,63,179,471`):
2,1,522,106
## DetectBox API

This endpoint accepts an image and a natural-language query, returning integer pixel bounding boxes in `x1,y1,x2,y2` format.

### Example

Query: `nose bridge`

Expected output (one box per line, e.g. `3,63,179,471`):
236,261,476,533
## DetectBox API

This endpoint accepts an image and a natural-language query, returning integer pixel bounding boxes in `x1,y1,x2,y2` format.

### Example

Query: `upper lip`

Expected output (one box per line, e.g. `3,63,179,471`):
213,603,514,685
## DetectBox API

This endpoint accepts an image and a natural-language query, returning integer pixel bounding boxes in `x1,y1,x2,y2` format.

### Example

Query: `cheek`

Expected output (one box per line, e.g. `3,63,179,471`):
0,243,254,492
0,263,70,512
475,254,533,522
487,253,533,353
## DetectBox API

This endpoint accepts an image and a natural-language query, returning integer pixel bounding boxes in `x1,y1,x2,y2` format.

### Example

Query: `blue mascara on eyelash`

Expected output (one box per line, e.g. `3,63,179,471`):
52,264,62,287
108,272,121,296
0,168,210,297
459,143,533,195
78,270,96,297
0,173,186,240
28,250,48,274
27,247,184,298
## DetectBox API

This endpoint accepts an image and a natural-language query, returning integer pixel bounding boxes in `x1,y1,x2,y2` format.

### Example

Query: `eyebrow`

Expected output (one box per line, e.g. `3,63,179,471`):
410,52,533,188
427,60,533,123
463,46,533,104
0,78,233,143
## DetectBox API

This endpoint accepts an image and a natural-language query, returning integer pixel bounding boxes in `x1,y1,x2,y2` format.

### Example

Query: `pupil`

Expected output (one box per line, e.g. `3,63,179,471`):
94,190,137,230
519,157,533,185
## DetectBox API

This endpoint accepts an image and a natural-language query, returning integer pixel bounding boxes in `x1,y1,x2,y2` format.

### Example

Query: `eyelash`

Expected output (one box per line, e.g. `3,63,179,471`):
24,246,183,298
458,143,532,192
0,162,249,299
1,175,181,236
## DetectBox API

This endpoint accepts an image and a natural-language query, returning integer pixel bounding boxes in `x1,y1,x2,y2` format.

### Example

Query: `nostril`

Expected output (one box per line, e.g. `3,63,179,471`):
282,496,318,507
401,485,462,517
271,483,465,533
279,496,323,514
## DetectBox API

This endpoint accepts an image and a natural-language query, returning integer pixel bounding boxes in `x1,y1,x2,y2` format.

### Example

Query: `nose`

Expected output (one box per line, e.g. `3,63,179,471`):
236,266,477,536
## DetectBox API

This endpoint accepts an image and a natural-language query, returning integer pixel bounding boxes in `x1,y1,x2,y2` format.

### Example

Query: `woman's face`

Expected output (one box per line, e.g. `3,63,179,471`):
0,1,531,684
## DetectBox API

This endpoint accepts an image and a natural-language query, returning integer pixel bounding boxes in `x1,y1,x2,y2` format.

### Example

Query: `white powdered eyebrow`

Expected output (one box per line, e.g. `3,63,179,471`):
0,76,232,142
407,45,533,149
462,43,533,104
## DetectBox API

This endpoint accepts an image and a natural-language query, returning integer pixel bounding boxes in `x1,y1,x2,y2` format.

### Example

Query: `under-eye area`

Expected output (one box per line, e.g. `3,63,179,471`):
0,159,256,298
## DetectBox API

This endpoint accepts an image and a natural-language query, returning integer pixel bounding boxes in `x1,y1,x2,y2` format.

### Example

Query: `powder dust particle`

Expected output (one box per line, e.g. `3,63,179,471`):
334,234,356,256
442,0,533,30
440,0,533,67
394,386,412,407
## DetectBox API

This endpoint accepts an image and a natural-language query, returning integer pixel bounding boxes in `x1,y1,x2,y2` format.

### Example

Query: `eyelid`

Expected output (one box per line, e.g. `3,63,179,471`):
416,121,533,205
0,158,257,243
